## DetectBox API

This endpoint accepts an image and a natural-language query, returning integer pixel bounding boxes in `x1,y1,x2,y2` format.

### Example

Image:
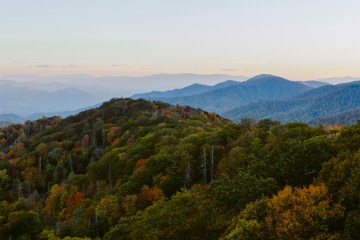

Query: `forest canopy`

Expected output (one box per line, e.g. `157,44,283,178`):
0,98,359,239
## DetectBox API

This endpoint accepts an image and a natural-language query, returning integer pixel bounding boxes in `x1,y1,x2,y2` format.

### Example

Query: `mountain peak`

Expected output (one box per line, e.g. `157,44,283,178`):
187,83,208,88
246,74,289,83
213,80,241,88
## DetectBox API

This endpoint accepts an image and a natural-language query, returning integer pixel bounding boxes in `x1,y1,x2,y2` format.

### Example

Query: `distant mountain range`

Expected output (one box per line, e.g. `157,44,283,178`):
2,73,360,125
0,104,101,124
0,73,249,120
0,84,100,116
133,74,323,114
312,76,360,85
302,80,331,88
132,74,360,125
0,113,23,123
132,80,241,99
1,73,249,93
223,81,360,124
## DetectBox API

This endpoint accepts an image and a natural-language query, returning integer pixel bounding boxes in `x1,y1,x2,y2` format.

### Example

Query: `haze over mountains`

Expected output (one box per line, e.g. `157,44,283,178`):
1,73,359,125
132,80,242,99
132,74,360,125
1,73,325,119
133,74,326,114
1,73,249,93
0,84,98,116
0,73,248,120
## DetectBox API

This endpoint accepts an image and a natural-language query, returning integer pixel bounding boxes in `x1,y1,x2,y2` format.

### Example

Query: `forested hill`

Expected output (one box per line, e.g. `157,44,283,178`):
1,98,360,239
132,80,241,99
224,81,360,124
308,108,360,126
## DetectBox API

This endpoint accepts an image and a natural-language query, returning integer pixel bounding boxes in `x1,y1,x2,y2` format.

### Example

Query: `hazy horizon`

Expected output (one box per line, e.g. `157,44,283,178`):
1,72,359,82
1,1,360,80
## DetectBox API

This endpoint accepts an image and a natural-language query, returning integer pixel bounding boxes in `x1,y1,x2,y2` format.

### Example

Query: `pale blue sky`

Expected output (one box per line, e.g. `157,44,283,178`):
1,0,359,79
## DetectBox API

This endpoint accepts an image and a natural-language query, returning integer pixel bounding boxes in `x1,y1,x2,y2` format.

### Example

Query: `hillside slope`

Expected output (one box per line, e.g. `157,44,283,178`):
1,98,360,239
0,84,98,116
135,74,314,114
308,108,360,125
224,81,360,123
132,80,241,99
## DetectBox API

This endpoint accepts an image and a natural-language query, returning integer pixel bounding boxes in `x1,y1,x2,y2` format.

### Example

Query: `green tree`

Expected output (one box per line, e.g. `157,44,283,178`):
208,172,278,211
0,211,42,239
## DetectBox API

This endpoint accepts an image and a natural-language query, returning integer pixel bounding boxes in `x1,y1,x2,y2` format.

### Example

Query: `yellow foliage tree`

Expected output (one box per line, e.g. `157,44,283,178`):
96,194,120,225
265,184,344,240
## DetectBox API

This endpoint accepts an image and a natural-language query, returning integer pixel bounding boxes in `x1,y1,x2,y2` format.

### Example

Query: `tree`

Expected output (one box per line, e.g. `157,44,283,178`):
44,184,67,218
0,169,9,191
96,195,120,226
0,211,42,239
128,190,226,240
183,161,192,189
208,172,278,211
265,185,344,240
224,198,269,240
200,147,207,183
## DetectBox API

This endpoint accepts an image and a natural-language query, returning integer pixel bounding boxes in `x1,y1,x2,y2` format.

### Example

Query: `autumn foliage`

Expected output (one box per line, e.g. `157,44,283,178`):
0,98,359,239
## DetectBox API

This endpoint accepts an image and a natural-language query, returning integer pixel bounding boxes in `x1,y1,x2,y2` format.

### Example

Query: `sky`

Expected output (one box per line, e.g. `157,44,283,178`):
1,0,360,80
